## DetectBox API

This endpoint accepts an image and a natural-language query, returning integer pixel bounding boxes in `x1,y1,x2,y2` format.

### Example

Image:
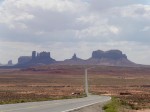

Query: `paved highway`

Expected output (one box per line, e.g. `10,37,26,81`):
0,95,111,112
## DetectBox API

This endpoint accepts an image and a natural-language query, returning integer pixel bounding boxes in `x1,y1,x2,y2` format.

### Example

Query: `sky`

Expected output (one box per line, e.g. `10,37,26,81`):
0,0,150,65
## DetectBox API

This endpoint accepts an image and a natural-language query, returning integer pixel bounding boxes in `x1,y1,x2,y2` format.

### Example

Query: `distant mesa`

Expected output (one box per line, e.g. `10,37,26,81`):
58,50,135,66
17,51,55,67
18,56,31,65
7,60,13,66
92,50,104,59
87,50,135,66
31,51,55,64
92,50,127,60
10,49,142,68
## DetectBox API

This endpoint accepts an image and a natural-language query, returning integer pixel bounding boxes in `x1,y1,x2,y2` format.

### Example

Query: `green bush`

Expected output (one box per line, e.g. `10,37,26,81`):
103,97,120,112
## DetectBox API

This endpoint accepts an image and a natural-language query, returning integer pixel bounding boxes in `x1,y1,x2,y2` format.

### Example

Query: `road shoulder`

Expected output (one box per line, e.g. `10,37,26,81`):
69,102,106,112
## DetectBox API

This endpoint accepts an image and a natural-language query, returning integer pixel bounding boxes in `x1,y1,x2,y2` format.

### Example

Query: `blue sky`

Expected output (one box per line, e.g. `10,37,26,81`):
0,0,150,65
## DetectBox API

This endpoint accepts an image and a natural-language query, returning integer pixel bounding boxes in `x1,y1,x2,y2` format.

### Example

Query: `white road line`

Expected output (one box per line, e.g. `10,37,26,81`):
0,96,111,112
62,97,111,112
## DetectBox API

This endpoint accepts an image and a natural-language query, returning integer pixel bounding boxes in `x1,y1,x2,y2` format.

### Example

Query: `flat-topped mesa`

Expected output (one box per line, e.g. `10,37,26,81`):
92,50,104,59
37,52,51,60
32,51,51,60
31,51,55,64
17,51,55,66
18,56,31,64
88,49,136,66
92,50,127,60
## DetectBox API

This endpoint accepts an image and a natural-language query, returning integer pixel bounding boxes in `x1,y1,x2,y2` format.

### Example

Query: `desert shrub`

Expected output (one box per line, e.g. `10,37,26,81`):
103,97,120,112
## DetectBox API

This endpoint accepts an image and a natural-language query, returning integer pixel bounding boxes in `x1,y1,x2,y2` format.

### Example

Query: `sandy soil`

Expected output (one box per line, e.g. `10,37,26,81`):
0,66,149,111
132,110,150,112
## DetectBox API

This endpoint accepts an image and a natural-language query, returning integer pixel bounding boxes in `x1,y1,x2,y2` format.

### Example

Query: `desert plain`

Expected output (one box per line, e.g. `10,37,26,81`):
0,65,149,111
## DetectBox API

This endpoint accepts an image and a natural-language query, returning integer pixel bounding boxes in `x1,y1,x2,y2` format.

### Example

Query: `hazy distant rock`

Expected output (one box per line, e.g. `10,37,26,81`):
92,50,127,60
70,53,83,61
7,60,13,66
57,50,135,66
59,53,85,65
16,51,55,67
31,51,56,64
92,50,104,59
72,54,78,60
105,50,127,60
18,56,31,64
87,50,135,66
14,49,139,68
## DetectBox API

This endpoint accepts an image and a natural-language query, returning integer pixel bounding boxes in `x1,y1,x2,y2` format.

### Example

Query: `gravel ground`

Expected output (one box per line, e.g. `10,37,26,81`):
69,102,105,112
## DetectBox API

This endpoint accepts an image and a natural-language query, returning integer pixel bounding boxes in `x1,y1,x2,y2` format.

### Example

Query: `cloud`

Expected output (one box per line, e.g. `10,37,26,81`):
0,0,89,43
87,0,149,11
108,4,150,43
0,0,150,64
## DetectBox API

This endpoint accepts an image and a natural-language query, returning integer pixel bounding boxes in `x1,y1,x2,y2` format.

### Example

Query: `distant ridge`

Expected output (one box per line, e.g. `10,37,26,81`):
57,50,136,67
1,49,148,68
58,53,85,65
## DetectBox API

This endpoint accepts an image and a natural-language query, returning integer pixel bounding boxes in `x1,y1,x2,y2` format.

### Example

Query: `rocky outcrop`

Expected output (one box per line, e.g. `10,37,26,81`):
30,51,56,64
92,50,104,59
16,51,55,67
15,49,138,68
18,56,31,64
87,50,135,66
71,54,78,60
0,49,144,68
58,53,85,65
7,60,13,66
57,50,135,66
92,50,127,60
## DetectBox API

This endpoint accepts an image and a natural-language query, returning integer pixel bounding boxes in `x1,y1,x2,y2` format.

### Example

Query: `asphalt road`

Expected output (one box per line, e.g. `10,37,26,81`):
0,95,111,112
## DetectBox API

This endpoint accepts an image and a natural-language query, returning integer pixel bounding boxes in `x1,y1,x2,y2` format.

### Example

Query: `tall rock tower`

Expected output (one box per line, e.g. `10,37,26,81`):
32,51,36,59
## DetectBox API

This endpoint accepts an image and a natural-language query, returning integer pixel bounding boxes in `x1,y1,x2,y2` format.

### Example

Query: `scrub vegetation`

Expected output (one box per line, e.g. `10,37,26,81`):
103,97,120,112
0,65,149,112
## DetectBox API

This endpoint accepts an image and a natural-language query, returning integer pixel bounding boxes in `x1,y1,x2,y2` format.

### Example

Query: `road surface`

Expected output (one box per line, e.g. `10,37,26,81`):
0,95,111,112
